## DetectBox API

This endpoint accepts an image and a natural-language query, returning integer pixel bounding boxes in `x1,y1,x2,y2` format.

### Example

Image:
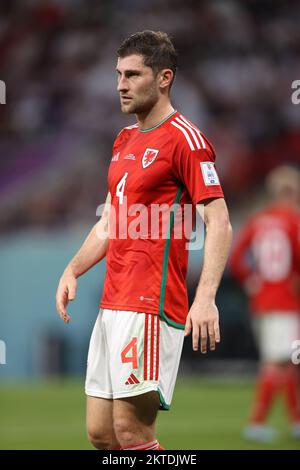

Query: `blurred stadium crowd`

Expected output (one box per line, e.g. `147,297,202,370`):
0,0,299,233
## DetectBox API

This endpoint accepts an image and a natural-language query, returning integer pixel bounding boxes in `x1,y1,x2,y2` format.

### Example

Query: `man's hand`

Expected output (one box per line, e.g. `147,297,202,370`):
184,299,220,353
56,269,77,323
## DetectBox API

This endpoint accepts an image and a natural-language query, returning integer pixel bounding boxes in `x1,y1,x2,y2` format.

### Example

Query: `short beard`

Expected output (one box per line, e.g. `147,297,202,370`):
122,84,158,115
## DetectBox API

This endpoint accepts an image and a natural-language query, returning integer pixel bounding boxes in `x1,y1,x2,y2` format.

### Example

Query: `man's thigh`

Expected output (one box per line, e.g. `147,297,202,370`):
113,391,160,441
86,396,115,437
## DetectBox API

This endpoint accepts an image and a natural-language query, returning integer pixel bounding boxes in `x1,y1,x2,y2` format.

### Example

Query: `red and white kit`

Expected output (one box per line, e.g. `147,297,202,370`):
86,111,224,406
231,204,300,361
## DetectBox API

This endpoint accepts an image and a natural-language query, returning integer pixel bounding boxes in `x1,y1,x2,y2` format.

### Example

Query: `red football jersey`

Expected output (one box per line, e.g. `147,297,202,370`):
100,111,224,327
230,203,300,314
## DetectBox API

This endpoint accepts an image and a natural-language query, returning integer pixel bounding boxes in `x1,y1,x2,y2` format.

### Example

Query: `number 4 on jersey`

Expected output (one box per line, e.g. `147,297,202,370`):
121,337,138,369
116,172,128,204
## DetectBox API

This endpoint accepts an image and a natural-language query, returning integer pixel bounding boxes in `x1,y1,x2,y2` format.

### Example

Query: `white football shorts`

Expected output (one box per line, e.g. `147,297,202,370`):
85,309,185,410
252,312,300,362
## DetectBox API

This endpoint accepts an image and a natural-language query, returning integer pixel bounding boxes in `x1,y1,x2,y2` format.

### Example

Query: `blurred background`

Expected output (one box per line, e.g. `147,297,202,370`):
0,0,299,450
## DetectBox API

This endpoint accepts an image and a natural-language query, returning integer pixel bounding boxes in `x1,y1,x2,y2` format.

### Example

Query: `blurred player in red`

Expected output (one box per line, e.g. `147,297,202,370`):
56,31,232,450
230,165,300,442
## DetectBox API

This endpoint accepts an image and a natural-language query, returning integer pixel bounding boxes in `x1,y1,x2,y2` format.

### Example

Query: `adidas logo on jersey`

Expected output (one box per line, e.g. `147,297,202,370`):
125,373,140,385
111,152,120,162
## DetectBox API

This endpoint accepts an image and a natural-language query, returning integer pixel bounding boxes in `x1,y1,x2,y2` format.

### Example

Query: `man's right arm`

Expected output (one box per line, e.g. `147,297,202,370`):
56,192,111,323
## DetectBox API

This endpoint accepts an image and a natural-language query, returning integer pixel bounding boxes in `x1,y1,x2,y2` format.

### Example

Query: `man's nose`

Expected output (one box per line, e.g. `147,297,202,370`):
117,75,129,92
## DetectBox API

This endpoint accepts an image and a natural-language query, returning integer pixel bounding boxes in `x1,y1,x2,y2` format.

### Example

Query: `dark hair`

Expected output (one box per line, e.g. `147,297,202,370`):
117,30,177,89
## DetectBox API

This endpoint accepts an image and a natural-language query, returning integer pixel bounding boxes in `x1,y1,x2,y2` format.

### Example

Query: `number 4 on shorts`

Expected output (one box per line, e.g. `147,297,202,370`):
121,337,138,369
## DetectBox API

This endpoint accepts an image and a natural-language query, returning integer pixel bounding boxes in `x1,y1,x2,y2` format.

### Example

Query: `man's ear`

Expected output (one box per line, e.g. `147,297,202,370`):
159,69,174,90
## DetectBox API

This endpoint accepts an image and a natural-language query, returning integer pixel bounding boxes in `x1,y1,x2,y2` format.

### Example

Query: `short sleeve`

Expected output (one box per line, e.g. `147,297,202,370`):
172,133,224,205
112,128,127,155
112,125,138,156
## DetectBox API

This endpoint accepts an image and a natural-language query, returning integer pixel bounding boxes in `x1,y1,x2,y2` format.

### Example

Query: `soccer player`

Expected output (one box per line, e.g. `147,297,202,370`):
56,30,232,451
230,165,300,442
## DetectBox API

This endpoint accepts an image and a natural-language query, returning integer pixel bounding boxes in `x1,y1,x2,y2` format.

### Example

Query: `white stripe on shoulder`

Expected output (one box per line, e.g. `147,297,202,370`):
171,121,195,151
179,115,206,149
175,116,201,149
125,124,139,129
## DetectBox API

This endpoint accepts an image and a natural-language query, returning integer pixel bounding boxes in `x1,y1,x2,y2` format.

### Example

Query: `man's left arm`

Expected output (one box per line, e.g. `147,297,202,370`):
185,197,233,353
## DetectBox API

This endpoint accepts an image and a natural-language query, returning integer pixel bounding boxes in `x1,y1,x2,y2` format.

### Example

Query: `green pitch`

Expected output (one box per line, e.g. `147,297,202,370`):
0,378,299,449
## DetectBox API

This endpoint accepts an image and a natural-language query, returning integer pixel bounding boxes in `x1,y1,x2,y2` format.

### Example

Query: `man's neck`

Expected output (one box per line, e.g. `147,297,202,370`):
136,99,175,131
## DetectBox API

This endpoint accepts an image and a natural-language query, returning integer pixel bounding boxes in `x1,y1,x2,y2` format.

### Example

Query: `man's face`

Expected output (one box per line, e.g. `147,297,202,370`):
116,54,159,114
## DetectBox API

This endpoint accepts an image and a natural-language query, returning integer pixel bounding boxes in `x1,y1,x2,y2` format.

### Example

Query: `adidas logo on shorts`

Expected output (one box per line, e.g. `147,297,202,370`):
125,373,140,385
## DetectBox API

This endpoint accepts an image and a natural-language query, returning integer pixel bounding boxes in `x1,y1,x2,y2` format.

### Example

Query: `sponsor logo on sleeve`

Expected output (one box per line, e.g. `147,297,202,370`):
200,162,220,186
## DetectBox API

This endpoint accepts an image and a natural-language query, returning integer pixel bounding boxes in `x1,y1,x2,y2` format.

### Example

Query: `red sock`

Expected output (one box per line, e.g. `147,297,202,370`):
122,439,159,450
283,366,300,423
249,365,280,424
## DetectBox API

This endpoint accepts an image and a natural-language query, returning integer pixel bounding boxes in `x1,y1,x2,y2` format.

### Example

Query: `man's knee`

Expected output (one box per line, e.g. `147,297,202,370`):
87,425,115,450
114,414,158,448
113,417,139,446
